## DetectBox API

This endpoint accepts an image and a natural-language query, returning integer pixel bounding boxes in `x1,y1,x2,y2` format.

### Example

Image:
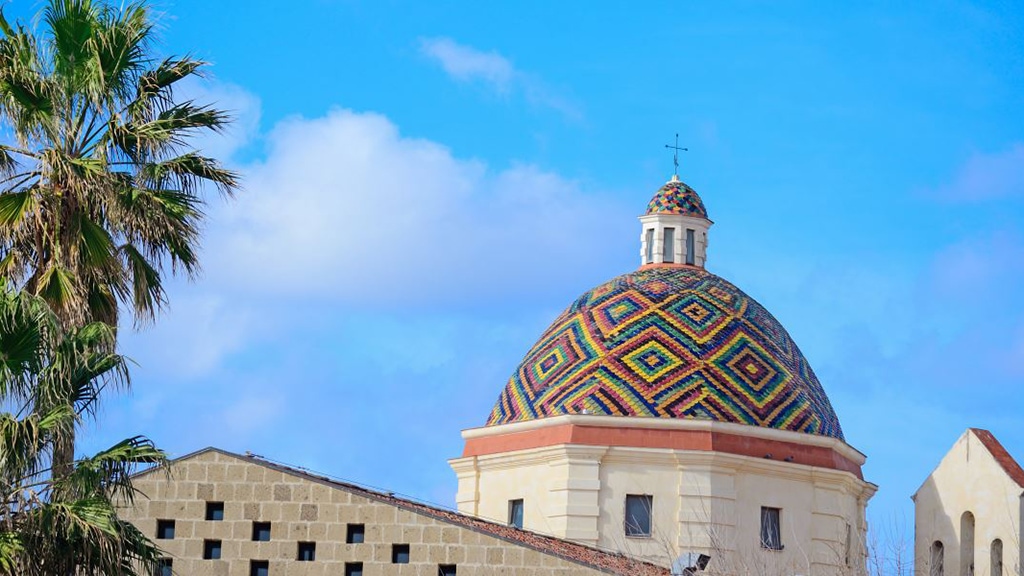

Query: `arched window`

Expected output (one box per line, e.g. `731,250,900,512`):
961,512,975,576
644,229,654,264
931,541,944,576
991,539,1003,576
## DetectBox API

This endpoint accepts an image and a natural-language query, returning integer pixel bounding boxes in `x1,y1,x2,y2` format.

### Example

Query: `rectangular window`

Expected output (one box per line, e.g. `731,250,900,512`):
761,507,783,550
156,558,172,576
205,501,225,521
297,542,316,561
156,519,175,540
439,565,458,576
203,539,222,560
252,521,271,542
250,560,269,576
645,228,655,263
392,543,411,563
345,563,364,576
845,522,852,567
346,523,365,544
624,494,653,537
508,499,524,529
663,228,676,263
686,229,695,265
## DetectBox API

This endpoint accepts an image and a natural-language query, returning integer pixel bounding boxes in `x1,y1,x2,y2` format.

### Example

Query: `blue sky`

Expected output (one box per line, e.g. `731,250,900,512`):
7,0,1023,536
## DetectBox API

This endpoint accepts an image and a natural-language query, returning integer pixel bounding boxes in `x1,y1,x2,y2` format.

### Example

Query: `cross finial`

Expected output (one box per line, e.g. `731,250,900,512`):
664,133,688,179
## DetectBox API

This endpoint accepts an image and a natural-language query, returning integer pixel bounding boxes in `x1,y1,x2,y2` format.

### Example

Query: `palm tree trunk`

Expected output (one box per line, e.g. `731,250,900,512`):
51,428,75,479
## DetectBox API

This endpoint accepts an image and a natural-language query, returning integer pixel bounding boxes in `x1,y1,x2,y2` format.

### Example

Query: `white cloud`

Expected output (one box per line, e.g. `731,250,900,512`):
419,37,581,120
120,290,254,380
207,107,628,304
419,37,514,91
934,143,1024,202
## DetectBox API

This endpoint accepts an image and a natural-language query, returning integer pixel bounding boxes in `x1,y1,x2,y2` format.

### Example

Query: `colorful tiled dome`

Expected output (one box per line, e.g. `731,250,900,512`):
487,267,844,439
646,178,708,218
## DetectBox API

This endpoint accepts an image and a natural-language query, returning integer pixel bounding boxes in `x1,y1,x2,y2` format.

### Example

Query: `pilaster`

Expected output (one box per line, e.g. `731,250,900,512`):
545,445,608,545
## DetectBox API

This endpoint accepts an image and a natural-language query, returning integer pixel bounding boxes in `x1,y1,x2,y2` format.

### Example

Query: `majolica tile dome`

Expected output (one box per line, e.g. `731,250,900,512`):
646,176,708,218
486,177,844,440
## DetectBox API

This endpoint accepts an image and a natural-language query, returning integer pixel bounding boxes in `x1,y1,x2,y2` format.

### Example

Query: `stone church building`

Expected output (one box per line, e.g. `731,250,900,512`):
914,428,1024,576
124,174,886,575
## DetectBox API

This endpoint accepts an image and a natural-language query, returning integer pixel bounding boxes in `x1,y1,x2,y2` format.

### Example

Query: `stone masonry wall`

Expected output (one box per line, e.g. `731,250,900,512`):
120,450,619,576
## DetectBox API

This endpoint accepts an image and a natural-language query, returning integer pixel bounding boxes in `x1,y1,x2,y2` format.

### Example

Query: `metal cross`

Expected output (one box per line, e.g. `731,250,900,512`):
664,133,688,178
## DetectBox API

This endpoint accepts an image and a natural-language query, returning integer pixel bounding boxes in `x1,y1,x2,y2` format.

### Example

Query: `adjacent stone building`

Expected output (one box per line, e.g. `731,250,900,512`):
122,447,667,576
914,428,1024,576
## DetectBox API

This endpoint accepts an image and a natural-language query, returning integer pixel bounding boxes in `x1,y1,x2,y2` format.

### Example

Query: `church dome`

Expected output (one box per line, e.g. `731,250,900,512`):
486,266,844,440
645,176,708,218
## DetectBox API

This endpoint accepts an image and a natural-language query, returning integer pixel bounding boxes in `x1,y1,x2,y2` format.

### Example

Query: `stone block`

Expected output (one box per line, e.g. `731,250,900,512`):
440,526,460,544
246,465,266,483
274,484,292,502
243,502,261,520
300,503,318,521
197,483,215,500
486,547,504,564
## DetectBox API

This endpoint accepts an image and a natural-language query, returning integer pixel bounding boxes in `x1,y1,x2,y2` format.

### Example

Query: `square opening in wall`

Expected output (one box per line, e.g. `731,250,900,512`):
203,539,222,560
250,560,269,576
156,558,172,576
439,564,457,576
155,519,175,540
345,562,363,576
392,543,410,563
252,521,271,542
346,523,365,544
297,541,316,561
205,501,225,521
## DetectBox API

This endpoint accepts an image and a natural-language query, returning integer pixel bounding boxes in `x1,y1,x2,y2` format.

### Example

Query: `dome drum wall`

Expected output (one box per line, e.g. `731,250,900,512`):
487,267,845,441
638,213,710,268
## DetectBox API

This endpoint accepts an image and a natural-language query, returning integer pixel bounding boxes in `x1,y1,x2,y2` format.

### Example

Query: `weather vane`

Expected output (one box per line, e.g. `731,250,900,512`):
664,133,688,178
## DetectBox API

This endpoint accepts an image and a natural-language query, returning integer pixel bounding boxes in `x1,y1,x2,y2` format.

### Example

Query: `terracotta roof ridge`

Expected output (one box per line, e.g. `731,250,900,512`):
969,428,1024,489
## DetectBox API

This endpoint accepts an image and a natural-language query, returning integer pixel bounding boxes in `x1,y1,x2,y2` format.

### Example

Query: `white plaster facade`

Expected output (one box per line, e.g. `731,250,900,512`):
451,416,877,575
914,429,1024,576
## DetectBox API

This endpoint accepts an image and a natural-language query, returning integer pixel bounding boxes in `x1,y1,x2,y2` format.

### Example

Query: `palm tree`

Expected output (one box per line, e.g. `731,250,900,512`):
0,0,239,328
0,284,167,575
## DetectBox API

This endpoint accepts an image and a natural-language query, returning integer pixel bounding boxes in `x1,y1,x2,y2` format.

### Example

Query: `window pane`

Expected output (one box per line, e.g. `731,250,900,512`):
345,563,364,576
931,541,945,576
624,494,652,537
439,565,458,576
686,229,695,265
156,520,175,540
992,539,1002,576
250,560,269,576
645,229,655,263
158,559,172,576
298,542,316,561
761,507,782,550
663,228,675,263
252,522,271,542
508,499,524,529
392,544,411,563
206,502,225,521
346,523,365,544
203,540,222,560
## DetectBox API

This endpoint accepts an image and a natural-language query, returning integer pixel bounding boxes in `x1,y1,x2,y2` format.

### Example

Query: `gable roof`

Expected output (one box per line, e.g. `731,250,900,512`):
970,428,1024,489
149,447,668,576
